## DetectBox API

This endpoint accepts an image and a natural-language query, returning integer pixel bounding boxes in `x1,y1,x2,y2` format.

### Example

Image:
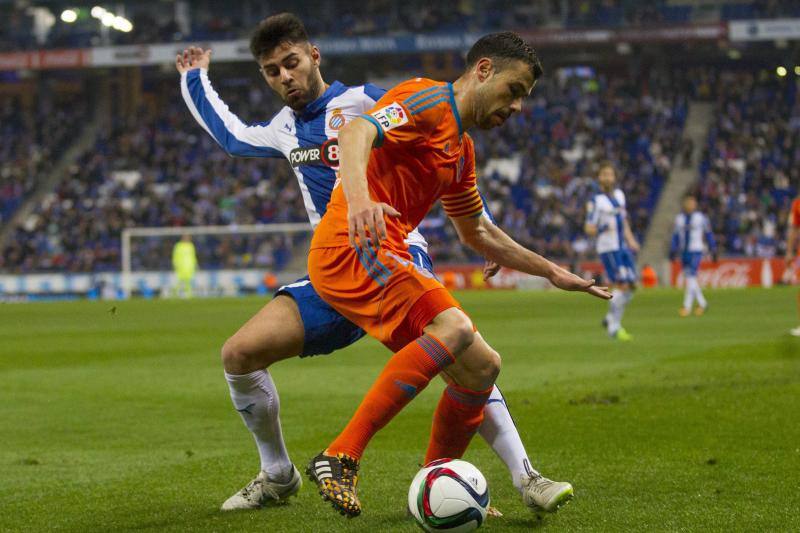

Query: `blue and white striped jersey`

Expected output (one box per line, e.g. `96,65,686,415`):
671,211,716,254
180,68,434,250
586,189,628,254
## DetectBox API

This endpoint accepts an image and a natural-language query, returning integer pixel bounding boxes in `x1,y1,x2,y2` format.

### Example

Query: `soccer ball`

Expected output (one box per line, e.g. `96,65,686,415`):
408,458,489,532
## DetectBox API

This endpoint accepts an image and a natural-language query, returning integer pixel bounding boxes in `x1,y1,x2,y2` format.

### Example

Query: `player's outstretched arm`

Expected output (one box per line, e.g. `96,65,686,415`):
451,215,611,300
177,46,283,158
338,118,400,247
175,46,211,73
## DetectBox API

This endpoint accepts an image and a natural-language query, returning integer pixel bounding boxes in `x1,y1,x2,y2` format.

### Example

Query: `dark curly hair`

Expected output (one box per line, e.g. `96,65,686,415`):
466,31,543,80
250,13,309,61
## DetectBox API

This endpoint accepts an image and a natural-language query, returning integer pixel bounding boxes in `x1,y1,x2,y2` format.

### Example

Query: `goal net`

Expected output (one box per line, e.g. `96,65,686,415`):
120,223,312,299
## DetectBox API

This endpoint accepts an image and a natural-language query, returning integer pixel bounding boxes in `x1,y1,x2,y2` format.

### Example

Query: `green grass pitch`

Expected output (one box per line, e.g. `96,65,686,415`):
1,287,799,532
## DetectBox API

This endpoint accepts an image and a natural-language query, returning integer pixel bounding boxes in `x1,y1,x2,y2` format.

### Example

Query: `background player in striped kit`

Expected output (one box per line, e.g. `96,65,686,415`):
670,194,717,317
176,13,572,514
584,161,640,341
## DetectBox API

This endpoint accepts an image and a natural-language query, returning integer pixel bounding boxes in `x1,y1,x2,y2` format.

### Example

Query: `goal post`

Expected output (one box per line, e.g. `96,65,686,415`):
120,223,311,299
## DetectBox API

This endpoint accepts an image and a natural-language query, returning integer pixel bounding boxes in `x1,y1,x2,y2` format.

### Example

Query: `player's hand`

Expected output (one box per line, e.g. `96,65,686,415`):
175,46,211,74
483,260,501,281
548,266,612,300
628,241,641,254
347,197,401,249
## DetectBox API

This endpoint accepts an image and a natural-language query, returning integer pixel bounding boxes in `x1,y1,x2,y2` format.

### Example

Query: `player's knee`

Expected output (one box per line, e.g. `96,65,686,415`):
448,316,475,355
454,346,500,391
476,347,501,385
426,309,474,355
221,337,251,373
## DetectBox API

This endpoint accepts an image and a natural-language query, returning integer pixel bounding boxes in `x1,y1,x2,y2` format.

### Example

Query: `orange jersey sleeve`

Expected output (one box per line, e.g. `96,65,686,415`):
792,198,800,228
441,134,483,218
360,78,460,147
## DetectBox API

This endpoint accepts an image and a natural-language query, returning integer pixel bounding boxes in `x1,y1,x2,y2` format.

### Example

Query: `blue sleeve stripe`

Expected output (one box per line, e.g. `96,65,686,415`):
363,83,386,102
410,96,448,115
403,85,443,108
407,89,447,112
478,191,496,224
185,70,283,158
447,83,463,136
359,114,384,147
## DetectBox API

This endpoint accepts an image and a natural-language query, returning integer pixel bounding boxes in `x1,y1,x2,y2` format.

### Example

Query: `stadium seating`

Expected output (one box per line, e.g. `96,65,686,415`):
1,67,691,272
5,1,800,51
694,69,799,258
0,91,87,226
0,80,306,273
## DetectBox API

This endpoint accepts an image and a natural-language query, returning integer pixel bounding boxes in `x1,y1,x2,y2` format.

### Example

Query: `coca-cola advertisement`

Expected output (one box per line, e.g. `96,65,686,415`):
670,258,789,288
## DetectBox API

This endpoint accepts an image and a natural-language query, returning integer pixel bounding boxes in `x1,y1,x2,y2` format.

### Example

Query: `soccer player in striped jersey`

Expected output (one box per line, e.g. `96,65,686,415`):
584,162,640,341
176,13,573,515
670,194,717,317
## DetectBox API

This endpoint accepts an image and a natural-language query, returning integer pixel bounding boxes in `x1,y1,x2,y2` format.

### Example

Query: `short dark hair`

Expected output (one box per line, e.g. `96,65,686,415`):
597,160,616,173
466,32,543,80
250,13,309,61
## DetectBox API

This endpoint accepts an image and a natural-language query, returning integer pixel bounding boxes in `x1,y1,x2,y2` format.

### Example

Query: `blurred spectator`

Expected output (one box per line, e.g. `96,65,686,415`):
4,1,800,51
0,90,88,226
694,69,799,258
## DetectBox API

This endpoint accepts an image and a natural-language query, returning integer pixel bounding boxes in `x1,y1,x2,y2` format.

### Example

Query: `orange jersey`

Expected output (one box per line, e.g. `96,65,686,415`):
792,198,800,228
311,78,484,251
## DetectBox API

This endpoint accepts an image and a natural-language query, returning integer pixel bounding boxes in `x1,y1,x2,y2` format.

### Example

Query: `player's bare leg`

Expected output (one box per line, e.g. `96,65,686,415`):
220,295,305,510
453,334,573,515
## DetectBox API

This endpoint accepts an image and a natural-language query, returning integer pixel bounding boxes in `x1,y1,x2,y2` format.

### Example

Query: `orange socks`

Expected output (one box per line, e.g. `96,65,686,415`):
424,383,493,463
327,334,454,459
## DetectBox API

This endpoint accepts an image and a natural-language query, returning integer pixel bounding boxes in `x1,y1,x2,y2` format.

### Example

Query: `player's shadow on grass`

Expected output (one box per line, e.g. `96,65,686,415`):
499,514,551,529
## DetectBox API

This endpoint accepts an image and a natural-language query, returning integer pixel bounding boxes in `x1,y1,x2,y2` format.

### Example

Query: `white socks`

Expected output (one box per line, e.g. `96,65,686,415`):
225,369,293,481
478,386,534,493
683,276,706,309
605,289,633,335
606,289,622,334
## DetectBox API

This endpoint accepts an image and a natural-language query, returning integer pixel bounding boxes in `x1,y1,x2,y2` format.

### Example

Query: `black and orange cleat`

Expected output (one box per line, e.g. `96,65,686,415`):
306,451,361,517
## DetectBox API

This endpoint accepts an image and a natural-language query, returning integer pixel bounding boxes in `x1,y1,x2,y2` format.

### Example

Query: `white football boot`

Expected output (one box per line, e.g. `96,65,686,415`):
520,472,574,513
790,326,800,337
221,466,302,511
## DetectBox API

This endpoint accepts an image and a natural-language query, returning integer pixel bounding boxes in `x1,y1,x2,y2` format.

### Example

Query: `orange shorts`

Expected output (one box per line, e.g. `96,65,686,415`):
308,243,461,352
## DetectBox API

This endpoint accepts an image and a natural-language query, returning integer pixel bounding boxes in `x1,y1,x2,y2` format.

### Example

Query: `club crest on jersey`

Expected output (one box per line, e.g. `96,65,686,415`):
328,109,346,130
370,102,408,131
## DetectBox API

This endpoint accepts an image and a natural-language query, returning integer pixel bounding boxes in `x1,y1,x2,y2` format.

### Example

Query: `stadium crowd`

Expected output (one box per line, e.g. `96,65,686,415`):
0,90,88,226
694,70,799,259
4,62,800,274
0,80,306,273
3,0,798,50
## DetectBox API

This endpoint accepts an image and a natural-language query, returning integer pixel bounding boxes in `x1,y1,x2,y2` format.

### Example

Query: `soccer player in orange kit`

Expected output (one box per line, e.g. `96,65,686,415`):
788,195,800,336
304,32,612,517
